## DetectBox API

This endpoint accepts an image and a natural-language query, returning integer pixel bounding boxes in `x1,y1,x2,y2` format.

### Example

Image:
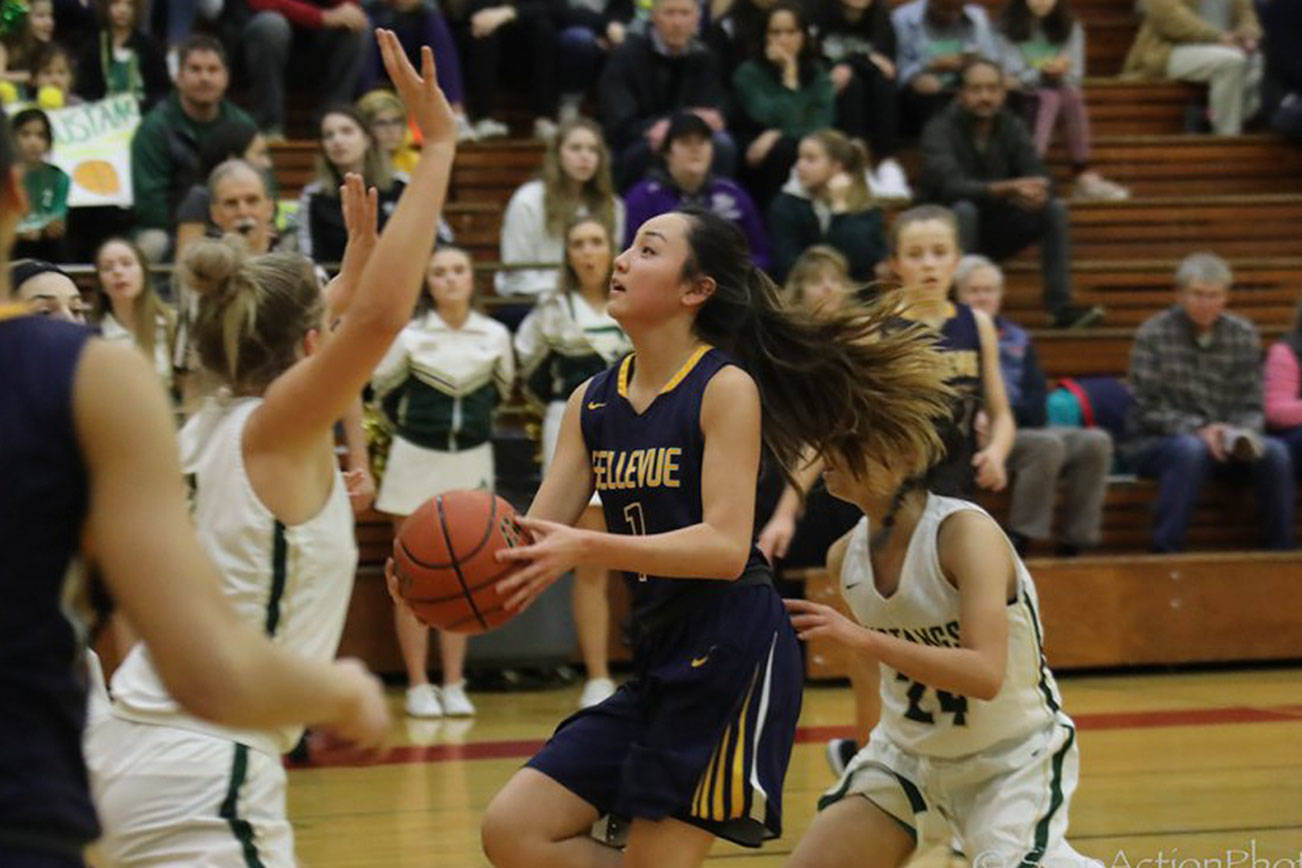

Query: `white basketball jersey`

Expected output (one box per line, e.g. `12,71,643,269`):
110,396,358,757
840,493,1065,759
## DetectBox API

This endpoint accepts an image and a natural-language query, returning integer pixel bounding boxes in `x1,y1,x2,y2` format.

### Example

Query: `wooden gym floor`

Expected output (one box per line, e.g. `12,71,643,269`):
285,665,1302,867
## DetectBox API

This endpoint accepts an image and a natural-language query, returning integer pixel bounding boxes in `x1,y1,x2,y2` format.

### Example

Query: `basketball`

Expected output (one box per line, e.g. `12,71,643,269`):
391,490,527,634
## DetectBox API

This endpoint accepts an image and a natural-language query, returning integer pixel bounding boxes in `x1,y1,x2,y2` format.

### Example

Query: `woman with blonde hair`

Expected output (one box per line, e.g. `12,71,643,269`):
92,236,177,389
357,88,421,174
496,117,625,299
768,128,886,283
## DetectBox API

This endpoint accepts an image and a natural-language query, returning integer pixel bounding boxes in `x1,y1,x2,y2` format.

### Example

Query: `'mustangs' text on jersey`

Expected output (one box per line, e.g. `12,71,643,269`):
580,346,766,629
838,493,1067,758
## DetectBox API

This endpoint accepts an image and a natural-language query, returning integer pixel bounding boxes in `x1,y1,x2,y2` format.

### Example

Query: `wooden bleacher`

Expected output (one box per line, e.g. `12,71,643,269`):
266,0,1302,677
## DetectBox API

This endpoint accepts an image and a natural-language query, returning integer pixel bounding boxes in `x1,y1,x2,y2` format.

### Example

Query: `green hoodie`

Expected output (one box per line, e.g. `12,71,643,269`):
130,91,254,230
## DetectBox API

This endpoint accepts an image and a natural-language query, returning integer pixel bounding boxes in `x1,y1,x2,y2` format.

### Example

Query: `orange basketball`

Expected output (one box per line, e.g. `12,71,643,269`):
392,490,527,634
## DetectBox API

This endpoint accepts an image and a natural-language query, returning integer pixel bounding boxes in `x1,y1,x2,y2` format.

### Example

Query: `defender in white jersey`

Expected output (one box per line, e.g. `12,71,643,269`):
85,33,459,867
786,456,1099,868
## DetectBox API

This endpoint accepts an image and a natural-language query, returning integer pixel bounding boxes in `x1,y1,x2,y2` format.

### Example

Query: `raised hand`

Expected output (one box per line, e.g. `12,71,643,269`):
376,28,456,148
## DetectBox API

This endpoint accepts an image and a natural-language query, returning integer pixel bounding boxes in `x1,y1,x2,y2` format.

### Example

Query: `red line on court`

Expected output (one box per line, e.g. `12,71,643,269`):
290,703,1302,769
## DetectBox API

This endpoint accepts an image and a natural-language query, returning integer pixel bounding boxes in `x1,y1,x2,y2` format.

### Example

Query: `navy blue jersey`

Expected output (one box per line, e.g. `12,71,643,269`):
580,346,767,630
0,310,100,857
926,302,984,498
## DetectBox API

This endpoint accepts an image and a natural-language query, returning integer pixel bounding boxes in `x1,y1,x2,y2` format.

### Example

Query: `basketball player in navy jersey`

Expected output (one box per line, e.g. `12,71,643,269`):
0,75,394,868
461,210,955,867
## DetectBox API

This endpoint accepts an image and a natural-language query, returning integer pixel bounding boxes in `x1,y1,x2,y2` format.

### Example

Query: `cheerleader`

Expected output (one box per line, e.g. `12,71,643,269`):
373,244,515,718
515,216,632,709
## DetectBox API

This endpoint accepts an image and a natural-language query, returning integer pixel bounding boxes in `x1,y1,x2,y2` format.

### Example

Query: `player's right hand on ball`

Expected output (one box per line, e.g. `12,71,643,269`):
326,658,392,755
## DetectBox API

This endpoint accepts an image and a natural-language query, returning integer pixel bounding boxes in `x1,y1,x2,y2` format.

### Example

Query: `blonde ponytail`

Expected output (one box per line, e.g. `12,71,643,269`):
182,238,322,394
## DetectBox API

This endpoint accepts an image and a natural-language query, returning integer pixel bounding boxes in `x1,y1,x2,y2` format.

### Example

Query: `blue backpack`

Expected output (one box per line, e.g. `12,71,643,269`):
1047,377,1133,444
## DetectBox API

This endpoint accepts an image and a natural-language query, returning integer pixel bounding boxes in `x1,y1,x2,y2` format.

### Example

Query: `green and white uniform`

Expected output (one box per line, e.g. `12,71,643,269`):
372,309,515,515
87,395,358,867
515,291,630,492
823,493,1098,868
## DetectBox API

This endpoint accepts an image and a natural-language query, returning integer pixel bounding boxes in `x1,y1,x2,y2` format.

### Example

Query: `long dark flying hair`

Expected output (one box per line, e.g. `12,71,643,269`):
999,0,1075,45
679,209,954,484
757,3,821,88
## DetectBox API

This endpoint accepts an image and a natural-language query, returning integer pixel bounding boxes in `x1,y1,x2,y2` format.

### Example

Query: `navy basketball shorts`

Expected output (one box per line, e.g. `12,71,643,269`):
527,581,804,847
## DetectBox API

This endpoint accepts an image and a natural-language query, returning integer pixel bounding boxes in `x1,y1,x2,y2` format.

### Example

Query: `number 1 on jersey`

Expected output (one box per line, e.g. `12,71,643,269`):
623,502,648,582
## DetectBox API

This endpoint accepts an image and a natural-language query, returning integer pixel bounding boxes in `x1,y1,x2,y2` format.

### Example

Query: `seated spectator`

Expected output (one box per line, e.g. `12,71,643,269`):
556,0,632,117
782,243,854,312
298,105,406,264
0,0,55,88
1259,0,1302,139
1122,252,1295,553
955,254,1111,556
733,3,837,207
11,108,70,264
1264,295,1302,473
237,0,369,139
995,0,1127,200
74,0,169,110
204,160,282,254
891,0,999,135
11,259,86,322
174,120,275,257
361,0,472,139
1122,0,1262,135
28,41,80,107
92,236,177,388
457,0,561,140
497,117,624,298
357,89,420,173
130,35,255,262
623,112,769,268
769,128,885,283
599,0,736,188
814,0,911,198
919,57,1101,329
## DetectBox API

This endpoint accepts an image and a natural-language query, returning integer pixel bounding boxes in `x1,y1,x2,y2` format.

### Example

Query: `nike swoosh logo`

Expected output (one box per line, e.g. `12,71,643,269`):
845,582,862,590
587,402,606,410
691,656,709,668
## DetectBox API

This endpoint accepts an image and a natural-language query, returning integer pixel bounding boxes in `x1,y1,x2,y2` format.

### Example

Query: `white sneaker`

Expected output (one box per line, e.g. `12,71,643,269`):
472,118,509,140
439,682,476,717
868,157,913,200
578,677,616,709
533,117,559,142
455,113,477,143
404,684,443,718
558,93,583,125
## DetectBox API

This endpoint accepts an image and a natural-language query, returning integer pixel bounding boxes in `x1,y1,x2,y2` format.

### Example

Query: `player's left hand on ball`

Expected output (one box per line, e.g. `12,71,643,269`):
784,598,868,648
383,557,416,617
494,517,585,611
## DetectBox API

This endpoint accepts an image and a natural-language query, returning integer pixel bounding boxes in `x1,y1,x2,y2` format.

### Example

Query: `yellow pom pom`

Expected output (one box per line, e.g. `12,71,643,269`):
0,80,17,105
36,85,64,109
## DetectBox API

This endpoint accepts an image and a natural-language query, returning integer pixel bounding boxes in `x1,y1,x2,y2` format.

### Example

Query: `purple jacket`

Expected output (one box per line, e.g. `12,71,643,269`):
624,171,771,270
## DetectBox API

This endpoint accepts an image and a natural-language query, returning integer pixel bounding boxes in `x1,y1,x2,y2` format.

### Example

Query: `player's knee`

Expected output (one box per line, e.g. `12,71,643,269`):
480,800,522,867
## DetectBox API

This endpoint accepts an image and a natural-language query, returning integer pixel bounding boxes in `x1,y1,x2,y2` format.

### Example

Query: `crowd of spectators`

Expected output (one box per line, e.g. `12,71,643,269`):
7,0,1302,570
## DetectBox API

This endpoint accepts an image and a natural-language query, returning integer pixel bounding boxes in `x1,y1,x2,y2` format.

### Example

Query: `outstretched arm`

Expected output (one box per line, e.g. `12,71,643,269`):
77,341,389,747
247,31,458,456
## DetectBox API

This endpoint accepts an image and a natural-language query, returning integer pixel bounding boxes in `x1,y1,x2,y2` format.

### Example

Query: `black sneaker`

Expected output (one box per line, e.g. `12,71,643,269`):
825,737,859,778
1051,304,1105,329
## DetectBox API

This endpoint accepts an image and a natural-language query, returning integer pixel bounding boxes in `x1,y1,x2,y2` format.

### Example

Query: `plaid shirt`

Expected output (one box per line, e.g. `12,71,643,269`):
1126,305,1264,444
